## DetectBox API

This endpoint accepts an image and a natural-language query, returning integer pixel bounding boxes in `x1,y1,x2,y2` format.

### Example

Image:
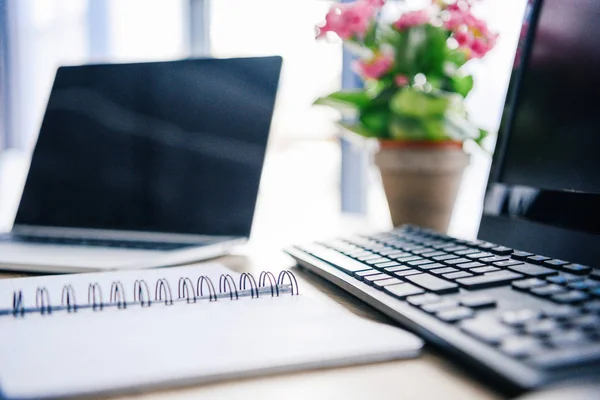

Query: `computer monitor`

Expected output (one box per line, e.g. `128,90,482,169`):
479,0,600,267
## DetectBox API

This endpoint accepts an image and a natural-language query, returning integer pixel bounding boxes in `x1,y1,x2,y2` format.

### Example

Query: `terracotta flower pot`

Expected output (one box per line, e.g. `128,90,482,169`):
374,140,469,233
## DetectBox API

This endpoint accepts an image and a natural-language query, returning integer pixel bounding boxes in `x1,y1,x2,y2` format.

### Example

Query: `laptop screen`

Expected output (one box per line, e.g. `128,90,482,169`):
479,0,600,266
14,57,282,237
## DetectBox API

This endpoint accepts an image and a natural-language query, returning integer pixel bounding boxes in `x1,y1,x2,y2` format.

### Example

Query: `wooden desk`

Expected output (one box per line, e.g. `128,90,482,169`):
0,250,504,400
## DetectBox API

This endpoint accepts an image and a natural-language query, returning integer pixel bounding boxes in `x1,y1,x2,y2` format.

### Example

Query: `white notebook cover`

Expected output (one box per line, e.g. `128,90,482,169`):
0,263,423,399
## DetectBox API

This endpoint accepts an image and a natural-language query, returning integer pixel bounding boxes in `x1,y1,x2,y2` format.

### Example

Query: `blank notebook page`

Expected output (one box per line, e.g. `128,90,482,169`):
0,263,423,399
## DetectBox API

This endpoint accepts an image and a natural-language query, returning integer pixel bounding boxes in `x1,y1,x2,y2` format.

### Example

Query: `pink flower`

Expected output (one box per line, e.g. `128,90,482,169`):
393,10,430,31
470,37,491,58
365,0,386,6
454,30,473,47
353,53,394,80
316,1,376,40
394,74,410,86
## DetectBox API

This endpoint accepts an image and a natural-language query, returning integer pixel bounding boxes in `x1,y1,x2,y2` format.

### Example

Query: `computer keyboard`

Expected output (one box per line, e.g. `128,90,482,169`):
285,225,600,393
0,234,198,251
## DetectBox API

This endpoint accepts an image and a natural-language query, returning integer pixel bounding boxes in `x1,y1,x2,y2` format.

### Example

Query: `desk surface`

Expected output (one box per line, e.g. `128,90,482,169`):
0,250,504,400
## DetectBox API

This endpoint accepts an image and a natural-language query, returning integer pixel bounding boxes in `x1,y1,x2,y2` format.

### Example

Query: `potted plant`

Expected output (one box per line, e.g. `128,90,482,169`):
314,0,497,233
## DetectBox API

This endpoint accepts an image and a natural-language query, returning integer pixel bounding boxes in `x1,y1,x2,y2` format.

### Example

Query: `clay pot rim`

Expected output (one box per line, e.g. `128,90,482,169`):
378,139,463,150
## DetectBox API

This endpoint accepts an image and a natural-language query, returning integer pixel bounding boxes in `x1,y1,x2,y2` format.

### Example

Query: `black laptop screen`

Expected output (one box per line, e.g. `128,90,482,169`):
479,0,600,265
15,57,282,237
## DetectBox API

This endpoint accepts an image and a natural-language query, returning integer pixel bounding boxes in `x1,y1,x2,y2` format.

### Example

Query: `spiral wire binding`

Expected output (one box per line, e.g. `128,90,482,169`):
219,274,239,300
258,271,278,297
88,283,104,311
133,280,151,307
178,277,196,303
5,270,298,318
155,279,173,305
36,287,52,315
12,290,24,317
110,281,127,310
239,273,259,298
196,276,217,302
61,285,77,313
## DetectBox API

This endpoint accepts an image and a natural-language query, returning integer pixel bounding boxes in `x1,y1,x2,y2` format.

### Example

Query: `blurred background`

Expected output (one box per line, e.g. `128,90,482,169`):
0,0,528,249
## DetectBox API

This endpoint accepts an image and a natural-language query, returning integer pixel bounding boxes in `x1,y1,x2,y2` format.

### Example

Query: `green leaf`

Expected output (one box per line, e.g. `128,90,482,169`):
338,121,381,138
313,90,372,111
443,112,480,141
446,49,468,68
390,88,450,119
451,75,474,98
389,116,429,140
359,109,390,135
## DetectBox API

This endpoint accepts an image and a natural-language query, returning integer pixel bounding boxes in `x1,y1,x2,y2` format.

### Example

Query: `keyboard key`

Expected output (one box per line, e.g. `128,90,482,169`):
303,245,372,274
416,262,447,270
471,266,500,274
383,283,425,299
493,260,524,268
528,344,600,369
512,251,534,261
373,278,404,289
430,267,458,275
437,307,474,323
567,279,600,291
384,265,410,273
583,300,600,313
407,293,440,306
542,305,579,320
433,254,459,261
512,278,547,290
479,256,510,263
422,300,459,313
546,329,587,348
502,309,542,326
551,291,588,304
531,284,566,297
454,249,480,256
444,245,468,252
475,241,497,250
407,259,435,267
443,271,473,280
570,314,600,330
365,257,391,265
546,274,583,285
457,271,523,290
395,255,422,263
456,261,485,269
422,251,446,257
363,274,392,285
466,252,494,259
526,255,551,265
374,261,400,268
405,273,459,294
460,296,496,309
590,270,600,281
543,259,569,268
354,269,380,280
591,288,600,298
508,263,558,277
394,270,422,278
445,258,472,265
524,319,558,336
357,254,380,261
500,336,544,358
460,318,516,344
562,264,592,275
490,246,513,256
411,248,434,255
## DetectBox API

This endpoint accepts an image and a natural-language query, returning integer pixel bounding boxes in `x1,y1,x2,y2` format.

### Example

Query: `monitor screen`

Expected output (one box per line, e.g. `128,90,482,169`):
480,0,600,266
15,57,282,237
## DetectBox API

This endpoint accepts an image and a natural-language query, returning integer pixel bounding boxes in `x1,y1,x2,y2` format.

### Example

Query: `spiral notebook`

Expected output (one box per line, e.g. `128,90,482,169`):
0,263,423,400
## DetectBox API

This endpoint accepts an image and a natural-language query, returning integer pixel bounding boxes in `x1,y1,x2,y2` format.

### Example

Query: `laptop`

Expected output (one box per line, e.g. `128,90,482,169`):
286,0,600,394
0,56,282,273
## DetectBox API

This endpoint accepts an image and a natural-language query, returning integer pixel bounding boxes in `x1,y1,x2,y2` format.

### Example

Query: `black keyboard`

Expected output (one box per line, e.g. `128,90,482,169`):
0,234,199,251
285,225,600,394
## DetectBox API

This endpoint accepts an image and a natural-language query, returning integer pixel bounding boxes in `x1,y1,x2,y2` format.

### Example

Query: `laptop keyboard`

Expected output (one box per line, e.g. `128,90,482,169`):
0,234,201,251
288,225,600,389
